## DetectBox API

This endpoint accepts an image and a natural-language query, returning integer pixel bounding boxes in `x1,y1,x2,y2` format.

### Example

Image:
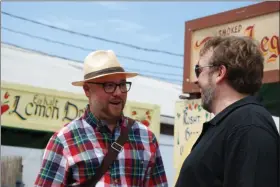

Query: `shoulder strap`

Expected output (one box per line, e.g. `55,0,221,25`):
76,117,135,187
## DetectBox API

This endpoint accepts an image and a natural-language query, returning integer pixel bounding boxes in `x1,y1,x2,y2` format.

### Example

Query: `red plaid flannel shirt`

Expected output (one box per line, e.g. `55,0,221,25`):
35,106,168,187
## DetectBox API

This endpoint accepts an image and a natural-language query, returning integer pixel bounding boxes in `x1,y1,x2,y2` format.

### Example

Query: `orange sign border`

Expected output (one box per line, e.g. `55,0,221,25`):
183,1,280,93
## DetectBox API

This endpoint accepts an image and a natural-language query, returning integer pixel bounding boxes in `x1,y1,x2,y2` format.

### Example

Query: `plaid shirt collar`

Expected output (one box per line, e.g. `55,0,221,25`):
83,104,126,132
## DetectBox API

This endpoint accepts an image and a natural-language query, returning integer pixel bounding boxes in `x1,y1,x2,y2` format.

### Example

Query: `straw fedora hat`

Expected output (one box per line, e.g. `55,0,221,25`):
72,50,138,86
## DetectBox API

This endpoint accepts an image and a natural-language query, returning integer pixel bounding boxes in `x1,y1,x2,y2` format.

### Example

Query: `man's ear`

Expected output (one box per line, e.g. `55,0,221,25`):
83,84,90,97
216,65,227,84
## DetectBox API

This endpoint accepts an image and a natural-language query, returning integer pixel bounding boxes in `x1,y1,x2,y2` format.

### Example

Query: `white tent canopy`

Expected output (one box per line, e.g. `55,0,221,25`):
1,43,185,125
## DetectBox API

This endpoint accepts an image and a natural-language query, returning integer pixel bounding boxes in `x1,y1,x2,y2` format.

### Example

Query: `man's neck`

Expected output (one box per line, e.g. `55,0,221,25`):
211,89,248,115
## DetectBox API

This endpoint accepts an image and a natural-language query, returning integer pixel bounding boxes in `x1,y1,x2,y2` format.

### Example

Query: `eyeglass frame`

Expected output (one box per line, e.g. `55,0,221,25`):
87,81,132,93
194,64,216,78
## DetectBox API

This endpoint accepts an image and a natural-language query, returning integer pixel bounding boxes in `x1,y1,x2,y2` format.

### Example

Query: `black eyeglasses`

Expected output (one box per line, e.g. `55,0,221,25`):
195,64,215,78
87,82,132,93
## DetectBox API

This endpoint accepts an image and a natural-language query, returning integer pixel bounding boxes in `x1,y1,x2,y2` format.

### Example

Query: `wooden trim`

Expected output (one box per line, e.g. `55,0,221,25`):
183,21,194,93
186,2,279,31
183,82,199,93
183,1,280,93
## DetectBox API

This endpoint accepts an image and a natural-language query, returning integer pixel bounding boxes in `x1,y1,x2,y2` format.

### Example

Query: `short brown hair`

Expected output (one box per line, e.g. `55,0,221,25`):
200,36,264,95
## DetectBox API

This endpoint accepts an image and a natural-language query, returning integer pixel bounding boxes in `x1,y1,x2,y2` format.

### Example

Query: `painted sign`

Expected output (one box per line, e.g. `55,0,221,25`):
189,11,279,82
173,99,213,185
1,81,160,140
124,103,160,141
1,85,87,132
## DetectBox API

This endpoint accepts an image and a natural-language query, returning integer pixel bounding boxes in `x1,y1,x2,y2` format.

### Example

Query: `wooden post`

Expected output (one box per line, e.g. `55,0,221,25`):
1,156,23,187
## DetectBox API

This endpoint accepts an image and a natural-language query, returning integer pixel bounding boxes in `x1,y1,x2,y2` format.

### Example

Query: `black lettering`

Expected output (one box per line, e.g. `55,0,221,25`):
54,100,58,107
197,116,201,123
235,26,238,33
35,104,46,117
45,106,52,118
218,25,242,37
185,127,191,141
63,101,78,121
25,102,33,116
227,27,231,35
238,24,242,32
33,94,38,104
9,96,26,120
184,115,201,125
231,26,234,33
43,96,50,106
190,116,194,124
190,116,200,124
52,107,59,119
183,112,189,125
78,109,84,117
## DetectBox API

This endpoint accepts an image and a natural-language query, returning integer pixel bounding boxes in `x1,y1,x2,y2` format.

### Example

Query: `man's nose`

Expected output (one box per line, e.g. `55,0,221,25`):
113,85,122,95
194,77,198,85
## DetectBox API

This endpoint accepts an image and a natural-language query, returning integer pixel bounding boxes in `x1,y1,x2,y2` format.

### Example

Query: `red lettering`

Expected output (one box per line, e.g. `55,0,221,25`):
260,36,269,55
268,54,278,63
270,35,280,55
194,37,212,49
259,35,279,63
244,25,255,39
193,24,279,64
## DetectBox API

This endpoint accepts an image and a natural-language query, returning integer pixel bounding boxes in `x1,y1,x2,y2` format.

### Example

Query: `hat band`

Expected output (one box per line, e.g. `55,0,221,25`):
84,67,125,79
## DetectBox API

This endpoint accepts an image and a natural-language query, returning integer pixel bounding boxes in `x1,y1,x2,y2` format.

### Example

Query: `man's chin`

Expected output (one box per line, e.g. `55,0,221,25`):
107,104,124,118
109,110,123,119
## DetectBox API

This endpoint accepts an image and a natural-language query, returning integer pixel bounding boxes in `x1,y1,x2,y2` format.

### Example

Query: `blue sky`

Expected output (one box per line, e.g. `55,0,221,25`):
2,1,257,85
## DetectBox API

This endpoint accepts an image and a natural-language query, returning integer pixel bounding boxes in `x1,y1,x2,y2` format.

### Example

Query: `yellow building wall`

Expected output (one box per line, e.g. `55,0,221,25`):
173,99,214,186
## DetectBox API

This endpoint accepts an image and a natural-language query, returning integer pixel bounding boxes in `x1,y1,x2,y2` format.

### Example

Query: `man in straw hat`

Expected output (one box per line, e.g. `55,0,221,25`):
35,50,168,187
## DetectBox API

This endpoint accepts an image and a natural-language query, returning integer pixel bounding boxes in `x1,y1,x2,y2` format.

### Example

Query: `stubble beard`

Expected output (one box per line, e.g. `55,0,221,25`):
90,100,123,121
201,79,215,113
107,102,125,119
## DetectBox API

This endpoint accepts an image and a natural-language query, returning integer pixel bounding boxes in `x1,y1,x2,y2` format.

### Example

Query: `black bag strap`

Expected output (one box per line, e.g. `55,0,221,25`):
72,117,135,187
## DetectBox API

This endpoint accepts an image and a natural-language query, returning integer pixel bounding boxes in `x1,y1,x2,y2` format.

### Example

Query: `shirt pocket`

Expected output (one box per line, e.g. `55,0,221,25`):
68,140,105,180
124,142,152,185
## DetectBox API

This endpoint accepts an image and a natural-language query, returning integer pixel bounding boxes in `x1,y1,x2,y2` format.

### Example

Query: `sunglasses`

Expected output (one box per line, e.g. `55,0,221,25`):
194,64,215,78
